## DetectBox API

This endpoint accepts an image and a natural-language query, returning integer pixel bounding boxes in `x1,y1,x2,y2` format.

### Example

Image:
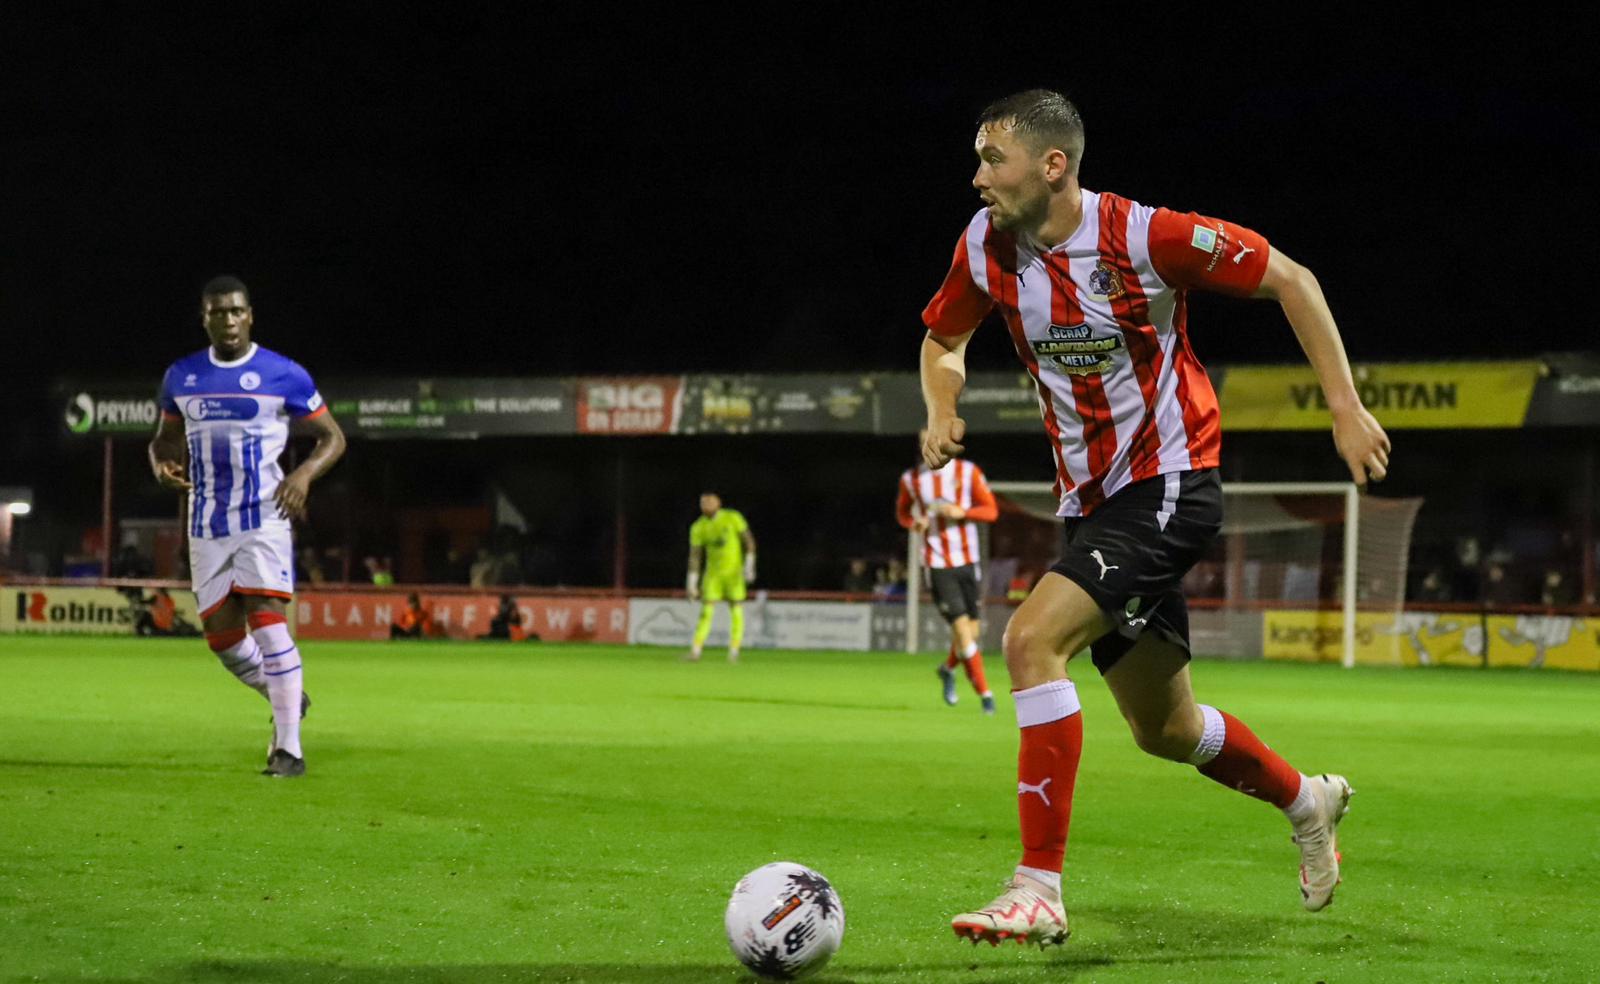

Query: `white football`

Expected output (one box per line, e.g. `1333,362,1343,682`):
724,861,845,980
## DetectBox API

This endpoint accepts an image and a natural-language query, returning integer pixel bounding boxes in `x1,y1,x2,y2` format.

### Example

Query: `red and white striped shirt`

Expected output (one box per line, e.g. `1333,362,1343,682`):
896,458,999,569
923,188,1270,517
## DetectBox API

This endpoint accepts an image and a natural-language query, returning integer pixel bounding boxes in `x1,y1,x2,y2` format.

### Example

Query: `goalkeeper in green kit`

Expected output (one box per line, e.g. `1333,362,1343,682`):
685,492,757,662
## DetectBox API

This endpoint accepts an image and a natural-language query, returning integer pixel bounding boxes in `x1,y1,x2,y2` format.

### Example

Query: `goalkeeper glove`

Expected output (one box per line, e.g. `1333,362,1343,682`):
686,571,700,598
743,554,756,583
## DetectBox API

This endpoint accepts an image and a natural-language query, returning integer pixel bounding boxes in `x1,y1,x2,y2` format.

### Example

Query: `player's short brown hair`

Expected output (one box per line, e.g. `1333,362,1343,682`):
979,89,1085,174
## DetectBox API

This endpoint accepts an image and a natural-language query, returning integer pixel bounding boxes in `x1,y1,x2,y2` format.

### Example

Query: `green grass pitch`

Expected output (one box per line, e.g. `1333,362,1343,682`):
3,636,1598,982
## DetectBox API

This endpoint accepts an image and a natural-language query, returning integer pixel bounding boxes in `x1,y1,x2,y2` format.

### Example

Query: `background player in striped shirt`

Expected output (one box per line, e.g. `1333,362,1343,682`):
921,91,1392,947
148,276,346,777
684,492,757,662
896,436,999,713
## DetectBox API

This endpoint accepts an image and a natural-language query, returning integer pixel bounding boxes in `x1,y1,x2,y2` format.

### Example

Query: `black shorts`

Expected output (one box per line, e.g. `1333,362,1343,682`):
1049,469,1222,674
929,564,982,623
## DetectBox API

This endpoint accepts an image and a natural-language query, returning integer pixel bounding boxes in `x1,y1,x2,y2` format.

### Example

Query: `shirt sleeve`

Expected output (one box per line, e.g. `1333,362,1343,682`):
282,361,327,418
728,510,749,535
895,473,916,529
157,366,181,419
689,521,705,548
965,467,999,523
921,232,995,337
1147,208,1271,297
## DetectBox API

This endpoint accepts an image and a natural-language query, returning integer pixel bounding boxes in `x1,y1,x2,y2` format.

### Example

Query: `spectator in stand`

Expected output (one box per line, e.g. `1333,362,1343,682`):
1541,569,1576,608
469,548,495,588
875,558,908,598
1451,537,1483,602
843,558,874,594
363,556,395,587
1413,567,1453,604
390,593,434,639
1483,560,1522,606
443,546,473,584
495,549,524,586
296,547,327,585
111,543,153,578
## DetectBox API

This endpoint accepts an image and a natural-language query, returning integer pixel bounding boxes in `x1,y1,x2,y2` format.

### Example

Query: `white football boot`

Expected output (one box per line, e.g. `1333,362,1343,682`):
950,870,1069,947
1292,773,1353,911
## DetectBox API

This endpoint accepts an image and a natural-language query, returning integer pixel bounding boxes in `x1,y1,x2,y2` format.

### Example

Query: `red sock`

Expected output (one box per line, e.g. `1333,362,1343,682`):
205,628,247,652
944,645,959,670
963,651,990,695
1192,706,1302,808
1015,680,1083,873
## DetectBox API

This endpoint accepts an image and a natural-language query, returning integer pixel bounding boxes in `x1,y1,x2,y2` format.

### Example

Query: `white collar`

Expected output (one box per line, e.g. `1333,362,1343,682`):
208,343,259,368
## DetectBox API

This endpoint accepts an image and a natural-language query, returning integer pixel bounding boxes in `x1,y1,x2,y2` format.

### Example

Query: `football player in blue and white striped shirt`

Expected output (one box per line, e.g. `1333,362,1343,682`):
148,276,346,777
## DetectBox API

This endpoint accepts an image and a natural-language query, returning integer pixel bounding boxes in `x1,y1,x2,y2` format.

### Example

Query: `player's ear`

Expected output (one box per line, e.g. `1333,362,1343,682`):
1044,148,1070,183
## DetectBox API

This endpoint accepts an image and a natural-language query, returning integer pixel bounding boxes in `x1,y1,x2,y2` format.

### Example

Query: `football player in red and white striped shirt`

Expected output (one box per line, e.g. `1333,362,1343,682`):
924,90,1391,948
896,441,1000,712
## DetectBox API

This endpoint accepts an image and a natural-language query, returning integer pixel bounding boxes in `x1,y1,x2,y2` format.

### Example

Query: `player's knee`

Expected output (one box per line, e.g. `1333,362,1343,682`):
1128,718,1201,762
1002,621,1058,674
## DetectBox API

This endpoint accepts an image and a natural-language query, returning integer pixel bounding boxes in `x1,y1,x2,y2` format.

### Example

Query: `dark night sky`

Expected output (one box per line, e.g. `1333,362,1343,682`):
3,9,1596,460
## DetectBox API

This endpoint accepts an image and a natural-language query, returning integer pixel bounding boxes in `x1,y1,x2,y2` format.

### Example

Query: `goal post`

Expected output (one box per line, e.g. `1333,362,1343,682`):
903,480,1422,668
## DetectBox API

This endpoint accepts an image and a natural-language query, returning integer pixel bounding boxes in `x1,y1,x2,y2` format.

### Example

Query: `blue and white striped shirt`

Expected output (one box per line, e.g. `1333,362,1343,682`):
159,344,325,540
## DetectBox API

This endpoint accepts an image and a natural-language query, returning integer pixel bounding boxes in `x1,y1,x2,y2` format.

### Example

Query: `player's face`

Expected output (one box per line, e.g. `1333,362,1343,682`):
972,123,1049,233
700,494,721,517
201,291,253,358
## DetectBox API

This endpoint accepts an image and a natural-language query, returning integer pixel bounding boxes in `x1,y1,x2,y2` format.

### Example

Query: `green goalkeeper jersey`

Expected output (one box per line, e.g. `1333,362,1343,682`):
690,508,749,579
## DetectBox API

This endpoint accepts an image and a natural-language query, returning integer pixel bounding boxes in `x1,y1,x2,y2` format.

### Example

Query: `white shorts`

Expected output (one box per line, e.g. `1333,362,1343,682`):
189,523,296,618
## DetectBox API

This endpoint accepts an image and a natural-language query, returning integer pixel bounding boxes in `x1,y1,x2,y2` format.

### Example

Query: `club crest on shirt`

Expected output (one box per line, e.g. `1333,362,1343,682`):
239,371,261,391
1087,260,1127,302
1033,323,1122,376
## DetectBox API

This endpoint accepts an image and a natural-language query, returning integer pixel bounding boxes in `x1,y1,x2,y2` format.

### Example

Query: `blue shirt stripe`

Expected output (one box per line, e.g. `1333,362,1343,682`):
188,435,205,538
208,433,234,538
240,433,260,531
251,434,264,529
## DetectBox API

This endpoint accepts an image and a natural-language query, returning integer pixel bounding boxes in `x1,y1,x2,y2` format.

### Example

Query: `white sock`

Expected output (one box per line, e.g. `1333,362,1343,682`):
213,634,268,699
251,620,304,759
1282,774,1317,825
962,641,979,659
1016,864,1062,896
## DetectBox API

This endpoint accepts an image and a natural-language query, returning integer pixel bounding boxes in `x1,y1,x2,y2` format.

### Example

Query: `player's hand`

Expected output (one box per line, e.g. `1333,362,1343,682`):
935,502,966,520
275,472,312,521
923,416,965,468
154,460,193,492
743,556,756,584
1332,405,1391,489
911,516,930,534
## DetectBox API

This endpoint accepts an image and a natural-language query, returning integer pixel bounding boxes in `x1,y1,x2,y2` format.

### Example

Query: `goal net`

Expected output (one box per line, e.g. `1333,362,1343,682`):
907,481,1423,667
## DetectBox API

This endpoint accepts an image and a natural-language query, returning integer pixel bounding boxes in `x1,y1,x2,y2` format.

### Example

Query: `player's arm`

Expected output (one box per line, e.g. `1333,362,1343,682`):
276,410,346,522
960,468,1000,523
919,227,992,471
895,479,929,534
1253,248,1391,487
740,528,757,584
921,328,974,469
147,414,192,492
686,544,704,600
